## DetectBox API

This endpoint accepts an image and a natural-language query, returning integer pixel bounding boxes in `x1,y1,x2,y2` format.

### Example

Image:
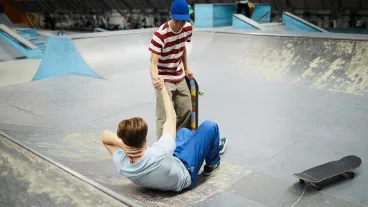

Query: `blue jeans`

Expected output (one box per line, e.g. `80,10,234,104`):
174,120,220,184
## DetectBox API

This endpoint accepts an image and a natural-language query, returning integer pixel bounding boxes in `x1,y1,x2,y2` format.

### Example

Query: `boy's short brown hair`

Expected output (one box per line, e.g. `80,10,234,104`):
117,117,148,148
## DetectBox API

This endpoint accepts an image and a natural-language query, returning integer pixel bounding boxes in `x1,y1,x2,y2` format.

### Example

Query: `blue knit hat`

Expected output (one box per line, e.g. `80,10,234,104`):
170,0,190,21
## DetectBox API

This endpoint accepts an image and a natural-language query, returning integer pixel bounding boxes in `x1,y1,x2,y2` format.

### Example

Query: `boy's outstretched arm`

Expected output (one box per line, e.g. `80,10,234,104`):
160,85,177,140
150,52,164,89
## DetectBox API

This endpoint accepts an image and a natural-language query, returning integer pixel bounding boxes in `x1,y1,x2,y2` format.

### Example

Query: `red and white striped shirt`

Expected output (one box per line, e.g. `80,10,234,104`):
149,21,192,83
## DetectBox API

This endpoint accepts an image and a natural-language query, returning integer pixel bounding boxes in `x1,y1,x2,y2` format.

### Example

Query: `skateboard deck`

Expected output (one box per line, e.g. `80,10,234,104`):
294,155,362,191
256,11,270,23
186,77,203,132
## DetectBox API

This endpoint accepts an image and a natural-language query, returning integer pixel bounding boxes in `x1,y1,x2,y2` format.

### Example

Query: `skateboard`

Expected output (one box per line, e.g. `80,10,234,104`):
294,155,362,191
186,77,203,132
256,11,270,23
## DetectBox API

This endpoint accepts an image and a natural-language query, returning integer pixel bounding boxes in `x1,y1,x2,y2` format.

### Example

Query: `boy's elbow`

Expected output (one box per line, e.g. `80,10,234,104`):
101,130,110,143
150,61,157,67
102,130,107,137
173,112,177,122
171,115,177,125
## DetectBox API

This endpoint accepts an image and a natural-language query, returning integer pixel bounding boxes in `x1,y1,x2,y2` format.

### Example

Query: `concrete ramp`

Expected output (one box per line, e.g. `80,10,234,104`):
34,37,101,80
0,134,131,207
33,32,154,80
0,24,38,49
232,14,263,30
72,32,153,79
22,29,368,95
0,37,24,61
0,24,42,59
2,30,368,207
0,59,40,87
282,12,328,33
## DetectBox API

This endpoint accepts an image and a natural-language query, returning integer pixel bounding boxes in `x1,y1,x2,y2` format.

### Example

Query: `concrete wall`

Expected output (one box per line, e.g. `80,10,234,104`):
194,4,236,28
0,24,42,58
195,3,271,28
1,0,31,27
252,4,271,23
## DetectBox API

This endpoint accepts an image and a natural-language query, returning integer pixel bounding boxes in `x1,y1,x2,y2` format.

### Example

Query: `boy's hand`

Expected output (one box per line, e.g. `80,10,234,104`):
185,68,194,79
152,75,164,90
117,138,144,158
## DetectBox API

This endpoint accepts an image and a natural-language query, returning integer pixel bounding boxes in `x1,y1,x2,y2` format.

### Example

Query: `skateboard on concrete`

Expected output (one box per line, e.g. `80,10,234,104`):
294,155,362,191
186,77,203,132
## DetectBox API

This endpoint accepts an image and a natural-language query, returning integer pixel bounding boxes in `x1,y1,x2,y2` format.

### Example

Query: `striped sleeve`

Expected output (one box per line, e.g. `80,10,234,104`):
149,31,165,55
185,23,193,42
187,31,192,42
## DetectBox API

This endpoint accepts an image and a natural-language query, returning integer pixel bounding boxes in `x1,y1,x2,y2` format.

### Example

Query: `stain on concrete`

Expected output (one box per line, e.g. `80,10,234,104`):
192,191,268,207
241,37,297,80
228,171,366,207
0,135,129,207
1,131,254,207
106,162,252,207
240,36,368,96
21,132,111,161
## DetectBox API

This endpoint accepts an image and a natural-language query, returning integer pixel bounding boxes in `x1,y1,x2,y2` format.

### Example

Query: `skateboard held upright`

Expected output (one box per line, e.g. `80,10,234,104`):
294,155,362,191
186,77,203,132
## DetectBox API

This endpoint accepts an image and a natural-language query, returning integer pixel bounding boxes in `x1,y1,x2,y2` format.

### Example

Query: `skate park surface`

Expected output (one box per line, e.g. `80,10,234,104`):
1,28,368,207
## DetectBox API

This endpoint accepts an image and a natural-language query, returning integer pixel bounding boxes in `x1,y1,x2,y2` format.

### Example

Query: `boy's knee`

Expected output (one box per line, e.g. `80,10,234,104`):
201,120,218,130
178,127,192,135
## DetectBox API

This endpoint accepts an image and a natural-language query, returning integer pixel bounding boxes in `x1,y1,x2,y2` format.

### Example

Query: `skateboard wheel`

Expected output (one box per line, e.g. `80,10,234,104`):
347,172,355,178
315,185,322,191
199,91,204,96
311,183,322,191
299,179,304,183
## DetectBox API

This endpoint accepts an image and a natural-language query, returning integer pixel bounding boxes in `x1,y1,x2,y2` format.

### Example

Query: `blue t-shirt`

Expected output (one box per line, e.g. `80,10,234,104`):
113,133,192,192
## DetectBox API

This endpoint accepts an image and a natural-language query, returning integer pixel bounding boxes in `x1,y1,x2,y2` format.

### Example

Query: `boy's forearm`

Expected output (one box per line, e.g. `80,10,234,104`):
150,62,158,78
150,53,159,78
161,86,176,120
161,84,177,139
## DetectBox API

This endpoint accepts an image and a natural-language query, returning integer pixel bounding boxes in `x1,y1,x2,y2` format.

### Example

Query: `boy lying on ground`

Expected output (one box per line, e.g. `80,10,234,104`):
102,76,227,192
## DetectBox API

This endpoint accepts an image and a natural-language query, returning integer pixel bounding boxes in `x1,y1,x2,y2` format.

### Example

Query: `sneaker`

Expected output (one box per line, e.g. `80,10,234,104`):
203,160,220,176
219,137,227,154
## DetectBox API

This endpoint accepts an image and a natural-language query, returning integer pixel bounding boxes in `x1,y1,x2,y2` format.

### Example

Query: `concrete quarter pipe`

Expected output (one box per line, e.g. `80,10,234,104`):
0,30,367,207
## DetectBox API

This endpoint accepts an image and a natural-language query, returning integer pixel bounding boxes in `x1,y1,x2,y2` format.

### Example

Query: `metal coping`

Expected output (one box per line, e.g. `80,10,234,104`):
0,130,142,207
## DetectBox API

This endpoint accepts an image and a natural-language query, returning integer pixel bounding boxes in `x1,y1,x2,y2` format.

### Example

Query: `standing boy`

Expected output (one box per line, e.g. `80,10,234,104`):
149,0,194,139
